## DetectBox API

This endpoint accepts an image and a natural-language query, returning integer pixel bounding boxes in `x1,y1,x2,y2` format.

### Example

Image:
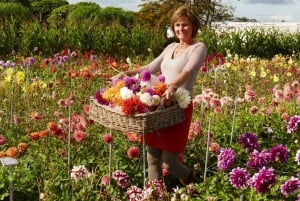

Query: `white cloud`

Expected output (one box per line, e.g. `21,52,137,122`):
244,0,296,4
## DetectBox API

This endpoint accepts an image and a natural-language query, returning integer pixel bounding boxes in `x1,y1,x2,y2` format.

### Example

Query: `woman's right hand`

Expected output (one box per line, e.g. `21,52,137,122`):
111,72,126,80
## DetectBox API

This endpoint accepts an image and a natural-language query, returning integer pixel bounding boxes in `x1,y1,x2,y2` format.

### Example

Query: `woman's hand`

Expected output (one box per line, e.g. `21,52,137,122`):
111,72,126,80
164,84,177,100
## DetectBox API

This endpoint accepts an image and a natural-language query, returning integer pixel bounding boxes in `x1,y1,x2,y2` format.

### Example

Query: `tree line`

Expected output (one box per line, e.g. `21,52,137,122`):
0,0,299,59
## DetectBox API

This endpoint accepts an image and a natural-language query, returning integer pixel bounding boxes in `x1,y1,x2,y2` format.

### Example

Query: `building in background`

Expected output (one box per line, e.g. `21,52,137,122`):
212,22,300,34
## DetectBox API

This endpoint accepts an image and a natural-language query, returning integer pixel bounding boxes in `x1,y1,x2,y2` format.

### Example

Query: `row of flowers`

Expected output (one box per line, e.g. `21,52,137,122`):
70,121,300,200
217,118,300,197
70,165,193,201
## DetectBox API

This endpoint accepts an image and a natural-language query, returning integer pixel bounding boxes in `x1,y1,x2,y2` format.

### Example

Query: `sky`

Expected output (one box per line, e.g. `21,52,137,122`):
67,0,300,22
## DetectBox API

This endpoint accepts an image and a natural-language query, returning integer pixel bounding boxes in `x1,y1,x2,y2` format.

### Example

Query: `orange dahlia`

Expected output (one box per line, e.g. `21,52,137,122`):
6,147,19,158
29,132,41,141
39,130,50,138
47,122,58,132
0,151,6,157
17,142,29,152
153,82,168,97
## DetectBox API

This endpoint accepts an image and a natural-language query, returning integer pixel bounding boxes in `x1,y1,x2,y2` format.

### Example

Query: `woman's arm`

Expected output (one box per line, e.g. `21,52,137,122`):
112,43,175,79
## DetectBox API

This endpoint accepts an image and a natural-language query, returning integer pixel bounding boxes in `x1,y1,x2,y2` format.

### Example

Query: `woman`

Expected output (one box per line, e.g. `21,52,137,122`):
114,5,207,185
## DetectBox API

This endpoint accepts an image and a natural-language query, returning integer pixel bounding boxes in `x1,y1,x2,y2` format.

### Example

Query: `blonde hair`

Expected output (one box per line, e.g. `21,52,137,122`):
170,6,200,38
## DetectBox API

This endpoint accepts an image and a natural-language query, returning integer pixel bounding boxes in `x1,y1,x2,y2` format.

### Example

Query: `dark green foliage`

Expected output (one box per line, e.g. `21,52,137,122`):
30,0,68,21
47,4,72,28
97,7,136,27
0,3,30,23
0,20,19,57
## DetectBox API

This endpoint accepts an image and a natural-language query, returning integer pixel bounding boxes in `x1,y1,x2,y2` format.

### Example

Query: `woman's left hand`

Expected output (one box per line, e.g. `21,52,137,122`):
164,84,176,100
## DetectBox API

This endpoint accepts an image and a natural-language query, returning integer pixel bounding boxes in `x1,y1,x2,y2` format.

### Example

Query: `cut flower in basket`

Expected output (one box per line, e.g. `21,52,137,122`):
93,70,190,116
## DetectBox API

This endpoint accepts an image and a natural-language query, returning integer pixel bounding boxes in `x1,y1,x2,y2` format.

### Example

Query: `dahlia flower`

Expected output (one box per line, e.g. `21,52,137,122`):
157,74,165,82
139,93,154,106
152,95,161,106
217,148,235,171
238,133,259,153
102,83,123,103
143,87,155,96
126,186,143,201
120,87,135,100
122,97,148,116
247,149,270,170
0,135,7,145
175,88,191,109
103,133,113,144
123,76,138,88
269,144,288,163
70,165,91,181
127,147,140,159
229,167,251,189
143,179,167,200
153,82,168,97
250,167,276,193
287,115,300,134
140,74,159,88
280,176,300,196
112,170,130,188
140,69,151,82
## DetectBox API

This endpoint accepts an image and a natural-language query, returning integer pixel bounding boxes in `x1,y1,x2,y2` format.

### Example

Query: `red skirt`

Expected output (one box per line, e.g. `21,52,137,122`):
145,102,193,153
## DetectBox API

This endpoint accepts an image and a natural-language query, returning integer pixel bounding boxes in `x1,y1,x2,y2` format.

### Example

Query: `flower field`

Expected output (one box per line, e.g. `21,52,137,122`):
0,49,300,201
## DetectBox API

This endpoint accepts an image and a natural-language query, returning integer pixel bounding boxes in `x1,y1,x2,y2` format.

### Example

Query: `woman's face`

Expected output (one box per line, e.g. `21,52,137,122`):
173,16,193,42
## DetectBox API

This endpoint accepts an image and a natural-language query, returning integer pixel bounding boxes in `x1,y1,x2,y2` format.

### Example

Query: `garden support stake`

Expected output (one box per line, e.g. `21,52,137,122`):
1,157,18,201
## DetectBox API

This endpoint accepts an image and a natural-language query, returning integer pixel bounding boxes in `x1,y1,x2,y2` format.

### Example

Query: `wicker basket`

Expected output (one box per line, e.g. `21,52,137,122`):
89,97,185,133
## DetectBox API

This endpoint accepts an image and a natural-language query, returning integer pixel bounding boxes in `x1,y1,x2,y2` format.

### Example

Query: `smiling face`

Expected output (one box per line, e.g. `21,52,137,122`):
173,16,193,42
170,6,200,40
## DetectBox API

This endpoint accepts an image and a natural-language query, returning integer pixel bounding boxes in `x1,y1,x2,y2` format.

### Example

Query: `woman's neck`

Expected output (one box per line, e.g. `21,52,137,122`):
178,40,194,49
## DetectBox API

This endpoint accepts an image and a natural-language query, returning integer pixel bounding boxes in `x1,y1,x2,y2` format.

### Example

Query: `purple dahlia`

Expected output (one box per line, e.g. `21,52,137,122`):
269,144,288,163
287,115,300,134
250,167,276,193
238,132,259,153
280,176,300,196
247,149,270,170
140,69,151,82
217,148,235,171
94,90,109,105
229,167,251,189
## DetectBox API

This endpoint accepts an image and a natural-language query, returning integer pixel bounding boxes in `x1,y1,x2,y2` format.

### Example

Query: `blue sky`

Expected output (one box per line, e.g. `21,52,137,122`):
67,0,300,22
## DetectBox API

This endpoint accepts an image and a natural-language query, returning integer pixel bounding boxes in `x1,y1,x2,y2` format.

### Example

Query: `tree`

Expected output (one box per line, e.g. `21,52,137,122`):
137,0,183,30
30,0,68,22
137,0,234,31
189,0,234,27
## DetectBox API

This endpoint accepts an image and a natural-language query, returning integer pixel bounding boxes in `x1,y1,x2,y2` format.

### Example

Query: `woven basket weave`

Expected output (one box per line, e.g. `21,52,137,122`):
89,97,185,133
